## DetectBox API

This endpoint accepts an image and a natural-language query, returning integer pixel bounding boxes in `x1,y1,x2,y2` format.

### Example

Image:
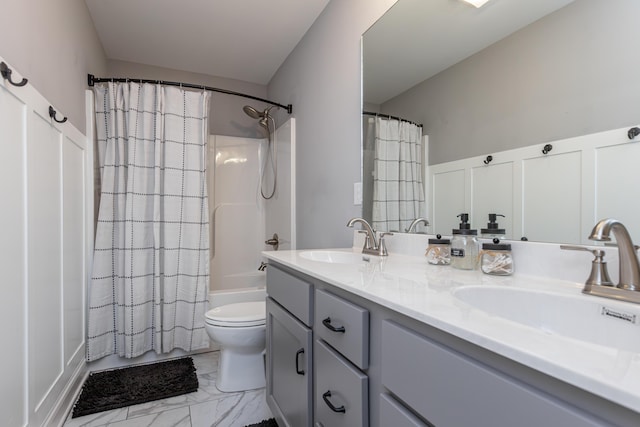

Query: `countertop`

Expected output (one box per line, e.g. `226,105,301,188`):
262,248,640,414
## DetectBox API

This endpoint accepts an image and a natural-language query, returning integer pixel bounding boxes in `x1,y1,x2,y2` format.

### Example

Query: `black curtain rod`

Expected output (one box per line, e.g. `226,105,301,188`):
87,74,292,114
363,110,422,128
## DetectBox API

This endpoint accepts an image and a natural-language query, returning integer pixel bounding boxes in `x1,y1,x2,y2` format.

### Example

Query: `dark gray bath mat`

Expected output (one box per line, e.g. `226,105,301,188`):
72,357,198,418
246,419,278,427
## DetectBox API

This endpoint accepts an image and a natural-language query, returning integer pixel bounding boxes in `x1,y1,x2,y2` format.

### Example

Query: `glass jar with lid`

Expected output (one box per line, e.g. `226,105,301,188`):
425,234,451,265
481,238,514,275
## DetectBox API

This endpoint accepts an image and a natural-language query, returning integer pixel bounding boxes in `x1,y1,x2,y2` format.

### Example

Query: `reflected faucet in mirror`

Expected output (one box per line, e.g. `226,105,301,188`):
405,217,430,233
347,217,393,256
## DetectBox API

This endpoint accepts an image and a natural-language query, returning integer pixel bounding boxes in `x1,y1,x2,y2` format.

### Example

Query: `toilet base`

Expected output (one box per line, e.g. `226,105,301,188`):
216,348,266,392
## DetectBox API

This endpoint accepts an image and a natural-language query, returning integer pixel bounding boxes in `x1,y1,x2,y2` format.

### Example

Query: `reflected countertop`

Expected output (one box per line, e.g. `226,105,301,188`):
262,248,640,414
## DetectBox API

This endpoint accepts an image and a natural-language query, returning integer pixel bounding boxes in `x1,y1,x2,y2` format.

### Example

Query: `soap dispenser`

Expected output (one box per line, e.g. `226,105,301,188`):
450,213,479,270
481,213,506,239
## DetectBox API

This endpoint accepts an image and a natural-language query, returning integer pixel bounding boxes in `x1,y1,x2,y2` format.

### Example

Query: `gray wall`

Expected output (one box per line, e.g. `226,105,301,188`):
107,60,272,138
382,0,640,165
268,0,398,249
0,0,107,134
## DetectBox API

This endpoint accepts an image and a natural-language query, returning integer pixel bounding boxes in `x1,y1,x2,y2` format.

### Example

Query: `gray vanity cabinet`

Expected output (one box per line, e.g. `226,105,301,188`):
266,266,314,427
266,261,640,427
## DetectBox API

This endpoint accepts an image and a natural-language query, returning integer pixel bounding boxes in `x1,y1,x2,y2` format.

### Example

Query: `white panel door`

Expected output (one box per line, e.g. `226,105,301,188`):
0,67,28,427
63,134,87,365
522,151,582,243
471,162,514,239
0,57,91,427
596,143,640,241
28,108,64,419
432,169,466,236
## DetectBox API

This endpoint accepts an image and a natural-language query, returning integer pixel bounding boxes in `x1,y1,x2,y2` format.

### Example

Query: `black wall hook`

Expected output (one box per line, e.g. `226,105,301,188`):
628,127,640,140
49,106,67,124
542,144,553,154
483,155,493,165
1,62,28,87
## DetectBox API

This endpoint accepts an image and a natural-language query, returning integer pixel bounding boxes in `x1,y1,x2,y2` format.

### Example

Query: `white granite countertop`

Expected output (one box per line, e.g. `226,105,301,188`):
263,248,640,414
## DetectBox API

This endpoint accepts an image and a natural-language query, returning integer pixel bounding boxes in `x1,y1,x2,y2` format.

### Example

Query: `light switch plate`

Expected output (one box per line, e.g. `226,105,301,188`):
354,182,362,205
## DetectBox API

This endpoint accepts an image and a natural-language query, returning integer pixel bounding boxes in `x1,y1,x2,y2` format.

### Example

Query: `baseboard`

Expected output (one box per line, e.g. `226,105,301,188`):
42,359,89,427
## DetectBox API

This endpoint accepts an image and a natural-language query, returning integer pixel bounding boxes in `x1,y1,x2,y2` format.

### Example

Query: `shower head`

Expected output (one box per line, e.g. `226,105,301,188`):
243,105,276,120
243,105,262,119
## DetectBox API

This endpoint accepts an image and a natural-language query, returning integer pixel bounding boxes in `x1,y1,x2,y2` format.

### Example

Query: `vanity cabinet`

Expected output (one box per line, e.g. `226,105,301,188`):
266,267,314,427
265,260,640,427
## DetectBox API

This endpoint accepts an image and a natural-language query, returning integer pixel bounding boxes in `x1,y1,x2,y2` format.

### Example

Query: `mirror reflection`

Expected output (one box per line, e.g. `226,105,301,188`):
362,0,640,242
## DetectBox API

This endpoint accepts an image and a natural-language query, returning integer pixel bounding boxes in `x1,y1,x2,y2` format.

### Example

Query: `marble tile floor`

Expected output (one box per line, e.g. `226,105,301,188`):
64,352,273,427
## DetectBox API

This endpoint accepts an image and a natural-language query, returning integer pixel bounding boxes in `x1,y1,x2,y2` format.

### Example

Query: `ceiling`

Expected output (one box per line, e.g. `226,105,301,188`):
363,0,574,105
85,0,330,85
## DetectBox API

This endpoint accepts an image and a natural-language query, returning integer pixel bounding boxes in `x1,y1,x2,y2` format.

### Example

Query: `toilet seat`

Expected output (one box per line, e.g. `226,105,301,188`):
205,301,266,327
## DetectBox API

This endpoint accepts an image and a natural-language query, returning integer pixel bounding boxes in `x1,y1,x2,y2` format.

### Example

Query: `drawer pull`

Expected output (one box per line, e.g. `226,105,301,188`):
322,390,346,413
322,317,346,333
295,348,305,375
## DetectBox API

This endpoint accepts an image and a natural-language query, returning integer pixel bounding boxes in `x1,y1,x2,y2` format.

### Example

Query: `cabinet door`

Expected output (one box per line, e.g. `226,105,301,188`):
266,297,312,427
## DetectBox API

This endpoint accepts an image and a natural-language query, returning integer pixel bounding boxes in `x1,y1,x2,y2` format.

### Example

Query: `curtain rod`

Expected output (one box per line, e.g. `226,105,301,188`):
87,74,293,114
363,110,422,127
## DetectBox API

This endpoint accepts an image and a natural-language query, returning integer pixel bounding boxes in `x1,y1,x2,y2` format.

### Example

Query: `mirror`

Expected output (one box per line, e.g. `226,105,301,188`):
362,0,640,242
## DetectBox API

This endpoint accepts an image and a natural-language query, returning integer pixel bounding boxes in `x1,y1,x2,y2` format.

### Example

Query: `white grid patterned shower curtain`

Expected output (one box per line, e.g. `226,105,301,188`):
372,117,425,232
87,82,210,361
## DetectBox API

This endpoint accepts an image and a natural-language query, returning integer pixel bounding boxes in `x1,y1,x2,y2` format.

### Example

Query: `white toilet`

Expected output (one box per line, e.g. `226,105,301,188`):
204,300,267,392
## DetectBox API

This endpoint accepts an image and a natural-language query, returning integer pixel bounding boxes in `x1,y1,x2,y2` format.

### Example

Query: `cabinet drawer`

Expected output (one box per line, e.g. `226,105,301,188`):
380,393,430,427
267,265,313,326
381,321,604,427
315,340,368,427
314,289,369,369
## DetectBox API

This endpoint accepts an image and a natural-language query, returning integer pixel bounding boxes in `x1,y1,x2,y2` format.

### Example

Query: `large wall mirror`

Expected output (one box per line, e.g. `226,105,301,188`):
362,0,640,243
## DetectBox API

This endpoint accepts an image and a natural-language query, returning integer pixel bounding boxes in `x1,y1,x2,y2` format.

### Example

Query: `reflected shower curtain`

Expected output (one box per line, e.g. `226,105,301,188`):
87,82,210,361
372,117,425,232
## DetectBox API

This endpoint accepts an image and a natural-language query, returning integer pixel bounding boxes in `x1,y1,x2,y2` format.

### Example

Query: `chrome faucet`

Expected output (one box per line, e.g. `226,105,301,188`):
405,217,430,233
581,218,640,304
589,219,640,290
347,217,393,256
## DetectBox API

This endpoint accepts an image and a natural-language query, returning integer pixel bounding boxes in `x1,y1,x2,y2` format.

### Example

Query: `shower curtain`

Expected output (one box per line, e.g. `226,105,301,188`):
87,82,210,361
372,117,425,232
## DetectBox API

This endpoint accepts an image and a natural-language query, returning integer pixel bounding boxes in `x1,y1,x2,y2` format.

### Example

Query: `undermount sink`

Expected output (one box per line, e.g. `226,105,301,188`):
454,286,640,352
299,250,370,264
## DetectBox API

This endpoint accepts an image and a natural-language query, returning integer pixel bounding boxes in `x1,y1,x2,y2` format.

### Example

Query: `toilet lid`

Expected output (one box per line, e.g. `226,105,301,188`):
205,301,266,327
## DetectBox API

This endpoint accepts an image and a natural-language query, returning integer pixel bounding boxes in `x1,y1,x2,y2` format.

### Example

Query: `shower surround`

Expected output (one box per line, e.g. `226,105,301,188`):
208,118,295,294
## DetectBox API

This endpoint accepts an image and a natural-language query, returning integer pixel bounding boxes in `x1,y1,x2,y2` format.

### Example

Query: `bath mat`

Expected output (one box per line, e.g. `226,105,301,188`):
246,419,278,427
72,357,198,418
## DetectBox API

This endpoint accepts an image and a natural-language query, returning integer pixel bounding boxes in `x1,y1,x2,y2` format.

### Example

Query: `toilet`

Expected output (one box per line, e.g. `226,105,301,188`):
204,300,267,392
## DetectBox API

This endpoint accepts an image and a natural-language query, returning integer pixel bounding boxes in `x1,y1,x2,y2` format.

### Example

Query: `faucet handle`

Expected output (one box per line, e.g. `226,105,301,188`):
358,230,373,250
378,232,394,256
560,245,614,287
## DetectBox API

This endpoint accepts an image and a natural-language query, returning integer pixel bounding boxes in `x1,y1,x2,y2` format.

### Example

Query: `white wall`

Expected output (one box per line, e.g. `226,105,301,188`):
0,0,107,133
268,0,398,249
